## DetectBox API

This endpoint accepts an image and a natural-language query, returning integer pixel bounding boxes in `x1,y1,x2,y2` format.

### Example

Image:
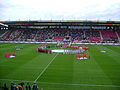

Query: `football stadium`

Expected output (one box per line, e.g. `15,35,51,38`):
0,20,120,90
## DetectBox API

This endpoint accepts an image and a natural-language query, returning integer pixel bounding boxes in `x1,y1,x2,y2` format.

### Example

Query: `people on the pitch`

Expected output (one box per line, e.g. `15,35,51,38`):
10,82,15,90
18,83,23,90
2,83,9,90
25,83,31,90
32,83,38,90
2,82,39,90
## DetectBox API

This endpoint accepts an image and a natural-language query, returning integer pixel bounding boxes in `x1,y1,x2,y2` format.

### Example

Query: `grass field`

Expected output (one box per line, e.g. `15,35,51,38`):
0,43,120,90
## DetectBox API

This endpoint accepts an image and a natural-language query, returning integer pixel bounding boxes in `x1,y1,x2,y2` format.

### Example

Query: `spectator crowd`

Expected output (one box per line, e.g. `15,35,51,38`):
0,29,119,43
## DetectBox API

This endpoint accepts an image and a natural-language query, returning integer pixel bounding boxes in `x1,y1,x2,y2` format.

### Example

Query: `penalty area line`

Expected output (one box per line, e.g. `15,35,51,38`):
34,53,59,82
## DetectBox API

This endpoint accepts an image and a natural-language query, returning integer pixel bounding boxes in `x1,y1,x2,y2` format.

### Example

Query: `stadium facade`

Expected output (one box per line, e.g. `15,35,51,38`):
0,20,120,44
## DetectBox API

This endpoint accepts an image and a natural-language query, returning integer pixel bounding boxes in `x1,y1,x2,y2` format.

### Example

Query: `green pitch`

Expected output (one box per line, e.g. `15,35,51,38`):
0,43,120,90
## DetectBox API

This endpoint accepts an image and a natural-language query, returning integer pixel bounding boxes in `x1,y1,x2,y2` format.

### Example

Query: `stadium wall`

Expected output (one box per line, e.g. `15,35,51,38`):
0,41,120,45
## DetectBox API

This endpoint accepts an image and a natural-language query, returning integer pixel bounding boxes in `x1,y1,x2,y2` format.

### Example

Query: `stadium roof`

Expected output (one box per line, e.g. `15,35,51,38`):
0,20,120,24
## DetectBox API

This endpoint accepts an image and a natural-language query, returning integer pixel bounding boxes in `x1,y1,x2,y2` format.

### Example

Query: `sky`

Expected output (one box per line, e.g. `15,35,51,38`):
0,0,120,21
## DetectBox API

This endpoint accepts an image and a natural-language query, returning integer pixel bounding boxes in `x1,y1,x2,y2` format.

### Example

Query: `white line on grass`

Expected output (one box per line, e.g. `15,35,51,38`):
0,79,120,87
39,82,120,87
34,53,59,82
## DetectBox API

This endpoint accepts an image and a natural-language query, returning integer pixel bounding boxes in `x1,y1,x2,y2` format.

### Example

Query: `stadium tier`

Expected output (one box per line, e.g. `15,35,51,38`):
0,20,120,43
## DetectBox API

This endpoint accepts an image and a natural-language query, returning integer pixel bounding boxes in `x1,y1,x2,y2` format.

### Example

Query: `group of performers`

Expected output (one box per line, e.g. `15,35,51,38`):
76,53,90,60
38,44,52,53
5,52,16,58
63,44,90,60
38,43,90,60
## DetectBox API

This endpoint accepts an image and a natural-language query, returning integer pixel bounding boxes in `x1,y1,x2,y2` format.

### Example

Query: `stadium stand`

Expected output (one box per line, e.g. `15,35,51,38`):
0,29,120,43
101,30,118,43
85,30,101,43
117,31,120,38
0,21,120,43
69,29,84,42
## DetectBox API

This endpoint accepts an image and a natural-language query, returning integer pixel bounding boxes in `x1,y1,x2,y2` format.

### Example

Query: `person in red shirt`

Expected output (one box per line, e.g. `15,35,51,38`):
88,54,90,59
12,52,16,56
18,84,23,90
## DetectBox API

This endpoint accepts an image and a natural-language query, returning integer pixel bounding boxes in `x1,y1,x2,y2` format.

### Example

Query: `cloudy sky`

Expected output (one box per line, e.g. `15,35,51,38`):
0,0,120,21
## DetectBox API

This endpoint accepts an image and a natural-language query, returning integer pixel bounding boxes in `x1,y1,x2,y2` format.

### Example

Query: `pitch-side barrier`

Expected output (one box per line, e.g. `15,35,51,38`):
0,41,120,45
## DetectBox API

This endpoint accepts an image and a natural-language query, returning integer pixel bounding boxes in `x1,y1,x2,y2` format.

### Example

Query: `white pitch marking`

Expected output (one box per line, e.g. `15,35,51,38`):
34,53,59,82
